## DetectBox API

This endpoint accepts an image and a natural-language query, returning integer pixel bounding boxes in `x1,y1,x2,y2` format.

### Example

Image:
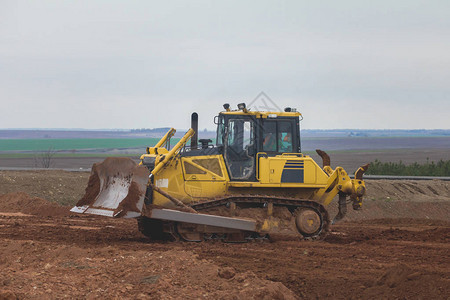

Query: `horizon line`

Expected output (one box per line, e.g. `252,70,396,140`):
1,128,449,131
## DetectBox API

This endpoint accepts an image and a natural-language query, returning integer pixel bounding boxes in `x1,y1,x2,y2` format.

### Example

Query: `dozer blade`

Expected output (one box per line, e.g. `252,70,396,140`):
71,157,150,218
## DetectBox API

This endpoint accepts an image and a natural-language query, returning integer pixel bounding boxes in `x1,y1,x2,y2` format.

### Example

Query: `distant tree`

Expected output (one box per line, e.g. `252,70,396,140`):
34,147,57,168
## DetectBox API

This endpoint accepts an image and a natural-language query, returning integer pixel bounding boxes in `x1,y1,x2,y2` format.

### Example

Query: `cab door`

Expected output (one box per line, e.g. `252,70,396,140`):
224,116,256,181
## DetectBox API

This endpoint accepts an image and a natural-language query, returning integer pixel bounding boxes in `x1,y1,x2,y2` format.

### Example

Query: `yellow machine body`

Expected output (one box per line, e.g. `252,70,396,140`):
72,105,369,241
142,151,366,208
140,107,367,210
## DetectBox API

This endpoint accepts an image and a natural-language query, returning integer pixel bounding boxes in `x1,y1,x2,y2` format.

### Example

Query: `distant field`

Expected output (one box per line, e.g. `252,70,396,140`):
1,136,449,153
0,153,139,158
1,148,449,172
301,136,450,151
0,136,449,172
0,138,169,152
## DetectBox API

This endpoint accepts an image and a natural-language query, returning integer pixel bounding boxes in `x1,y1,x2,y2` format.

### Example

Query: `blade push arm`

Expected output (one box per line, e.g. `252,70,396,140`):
155,128,176,148
150,128,195,177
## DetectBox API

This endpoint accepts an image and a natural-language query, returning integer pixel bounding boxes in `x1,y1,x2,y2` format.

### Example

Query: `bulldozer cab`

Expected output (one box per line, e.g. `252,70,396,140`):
216,105,301,181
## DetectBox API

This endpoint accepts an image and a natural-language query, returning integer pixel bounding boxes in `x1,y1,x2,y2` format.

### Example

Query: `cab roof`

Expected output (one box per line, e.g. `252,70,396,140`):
219,110,302,118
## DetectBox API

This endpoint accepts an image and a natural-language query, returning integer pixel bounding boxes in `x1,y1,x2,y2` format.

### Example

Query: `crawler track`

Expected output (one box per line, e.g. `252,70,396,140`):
192,195,331,238
138,195,331,242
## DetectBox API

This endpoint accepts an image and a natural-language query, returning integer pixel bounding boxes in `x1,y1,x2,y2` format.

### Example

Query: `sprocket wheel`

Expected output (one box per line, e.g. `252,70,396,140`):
294,208,323,238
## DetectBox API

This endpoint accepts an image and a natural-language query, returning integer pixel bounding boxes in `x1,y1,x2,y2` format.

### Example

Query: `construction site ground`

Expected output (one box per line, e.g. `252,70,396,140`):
0,170,449,299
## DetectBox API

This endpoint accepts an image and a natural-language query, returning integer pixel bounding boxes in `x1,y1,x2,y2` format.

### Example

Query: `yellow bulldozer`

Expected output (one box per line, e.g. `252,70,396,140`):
71,103,369,241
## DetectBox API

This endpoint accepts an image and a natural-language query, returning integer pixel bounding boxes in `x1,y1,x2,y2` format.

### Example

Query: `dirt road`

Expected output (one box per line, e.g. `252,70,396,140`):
0,171,449,299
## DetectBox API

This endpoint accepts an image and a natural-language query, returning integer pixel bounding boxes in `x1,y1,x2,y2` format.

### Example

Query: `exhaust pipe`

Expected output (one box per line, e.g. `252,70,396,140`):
191,112,198,150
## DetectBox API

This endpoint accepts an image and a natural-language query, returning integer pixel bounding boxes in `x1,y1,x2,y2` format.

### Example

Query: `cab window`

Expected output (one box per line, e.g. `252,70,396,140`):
278,121,293,152
262,121,293,153
216,116,225,146
227,119,253,152
262,122,277,152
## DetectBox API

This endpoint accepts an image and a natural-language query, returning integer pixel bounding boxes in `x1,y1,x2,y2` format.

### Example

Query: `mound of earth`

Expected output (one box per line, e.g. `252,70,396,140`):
362,264,449,299
328,179,450,221
0,240,297,299
0,192,70,217
0,289,16,300
144,250,297,300
365,179,449,202
328,199,450,221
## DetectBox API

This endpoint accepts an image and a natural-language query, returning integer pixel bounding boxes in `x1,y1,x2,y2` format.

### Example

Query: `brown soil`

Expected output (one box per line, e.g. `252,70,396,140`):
0,197,298,299
114,181,145,216
0,170,449,299
0,200,448,299
0,192,70,217
0,170,90,206
361,264,448,299
115,163,150,216
76,170,100,207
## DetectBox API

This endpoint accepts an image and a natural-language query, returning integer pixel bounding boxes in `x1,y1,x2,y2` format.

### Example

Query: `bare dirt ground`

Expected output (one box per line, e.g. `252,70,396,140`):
0,170,449,299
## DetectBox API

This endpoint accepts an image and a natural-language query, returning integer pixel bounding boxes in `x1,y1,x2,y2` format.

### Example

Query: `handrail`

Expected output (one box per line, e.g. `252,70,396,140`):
154,128,176,148
150,128,195,177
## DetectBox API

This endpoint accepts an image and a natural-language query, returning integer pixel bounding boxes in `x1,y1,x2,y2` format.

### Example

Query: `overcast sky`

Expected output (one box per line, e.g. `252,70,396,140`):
1,1,449,130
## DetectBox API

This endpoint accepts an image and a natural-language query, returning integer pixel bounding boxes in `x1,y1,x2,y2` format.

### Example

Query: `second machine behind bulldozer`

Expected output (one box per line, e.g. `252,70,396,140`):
71,103,369,241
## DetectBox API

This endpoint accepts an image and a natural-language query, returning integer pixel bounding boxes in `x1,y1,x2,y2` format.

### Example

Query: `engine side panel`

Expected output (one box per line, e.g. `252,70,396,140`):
257,154,329,187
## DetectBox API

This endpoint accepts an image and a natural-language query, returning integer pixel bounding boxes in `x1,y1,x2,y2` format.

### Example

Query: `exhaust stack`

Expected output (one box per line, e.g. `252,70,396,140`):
191,112,198,150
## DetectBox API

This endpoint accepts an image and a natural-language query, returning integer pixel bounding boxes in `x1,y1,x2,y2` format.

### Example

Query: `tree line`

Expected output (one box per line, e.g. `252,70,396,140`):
366,159,450,176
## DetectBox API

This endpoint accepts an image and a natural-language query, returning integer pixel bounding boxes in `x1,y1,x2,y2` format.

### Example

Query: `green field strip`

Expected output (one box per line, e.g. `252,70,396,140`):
0,153,143,159
0,138,183,151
